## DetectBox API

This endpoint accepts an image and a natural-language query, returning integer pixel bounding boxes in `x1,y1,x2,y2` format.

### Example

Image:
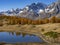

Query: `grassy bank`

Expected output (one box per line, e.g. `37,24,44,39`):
0,23,60,33
0,23,60,44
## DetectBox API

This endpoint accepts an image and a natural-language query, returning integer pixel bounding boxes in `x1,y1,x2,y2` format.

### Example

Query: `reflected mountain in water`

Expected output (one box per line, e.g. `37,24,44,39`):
0,32,43,43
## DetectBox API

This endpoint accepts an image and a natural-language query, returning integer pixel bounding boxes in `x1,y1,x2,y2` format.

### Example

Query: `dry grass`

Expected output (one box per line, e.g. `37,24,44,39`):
0,23,60,33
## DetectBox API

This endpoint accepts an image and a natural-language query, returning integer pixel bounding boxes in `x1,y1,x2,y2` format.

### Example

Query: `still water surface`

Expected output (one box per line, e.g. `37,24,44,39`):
0,32,43,43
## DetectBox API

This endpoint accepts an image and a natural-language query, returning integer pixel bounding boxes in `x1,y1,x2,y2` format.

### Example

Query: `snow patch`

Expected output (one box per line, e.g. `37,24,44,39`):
38,9,44,13
19,11,23,13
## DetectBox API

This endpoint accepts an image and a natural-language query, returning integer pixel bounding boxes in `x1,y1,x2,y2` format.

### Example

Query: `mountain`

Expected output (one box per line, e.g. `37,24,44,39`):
44,0,60,18
0,8,22,16
0,1,60,20
18,3,47,20
37,0,60,19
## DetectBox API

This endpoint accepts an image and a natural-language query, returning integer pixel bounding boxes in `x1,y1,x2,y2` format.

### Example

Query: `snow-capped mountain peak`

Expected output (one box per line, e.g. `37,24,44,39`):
0,1,60,20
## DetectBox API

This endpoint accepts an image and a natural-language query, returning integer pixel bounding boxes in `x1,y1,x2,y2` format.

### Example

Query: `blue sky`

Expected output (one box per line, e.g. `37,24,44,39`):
0,0,57,11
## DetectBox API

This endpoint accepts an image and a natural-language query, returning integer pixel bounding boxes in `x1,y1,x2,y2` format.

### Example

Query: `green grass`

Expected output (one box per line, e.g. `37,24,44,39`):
44,31,59,39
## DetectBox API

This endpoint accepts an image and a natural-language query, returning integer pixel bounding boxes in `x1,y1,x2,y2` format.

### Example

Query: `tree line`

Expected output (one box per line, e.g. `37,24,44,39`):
0,15,60,25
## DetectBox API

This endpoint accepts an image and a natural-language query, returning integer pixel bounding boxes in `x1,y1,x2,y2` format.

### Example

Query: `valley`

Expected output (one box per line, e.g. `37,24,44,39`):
0,0,60,45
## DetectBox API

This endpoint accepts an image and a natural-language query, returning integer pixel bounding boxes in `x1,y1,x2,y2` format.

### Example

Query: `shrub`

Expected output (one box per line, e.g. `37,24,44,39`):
41,28,45,32
0,21,3,26
44,31,59,39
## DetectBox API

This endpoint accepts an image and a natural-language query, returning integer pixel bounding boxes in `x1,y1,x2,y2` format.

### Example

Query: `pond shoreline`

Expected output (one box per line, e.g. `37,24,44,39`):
0,23,60,44
0,42,60,45
0,42,46,45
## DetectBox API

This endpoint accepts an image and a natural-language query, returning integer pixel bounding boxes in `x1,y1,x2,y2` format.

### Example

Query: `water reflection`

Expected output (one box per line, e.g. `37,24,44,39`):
9,32,35,37
0,32,43,43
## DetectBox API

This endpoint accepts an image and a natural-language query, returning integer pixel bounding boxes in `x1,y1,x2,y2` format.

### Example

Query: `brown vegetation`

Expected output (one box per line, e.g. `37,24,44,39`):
0,15,60,25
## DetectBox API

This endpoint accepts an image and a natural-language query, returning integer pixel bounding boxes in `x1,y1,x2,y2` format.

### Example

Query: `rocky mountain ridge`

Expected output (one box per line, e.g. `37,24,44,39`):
0,0,60,20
